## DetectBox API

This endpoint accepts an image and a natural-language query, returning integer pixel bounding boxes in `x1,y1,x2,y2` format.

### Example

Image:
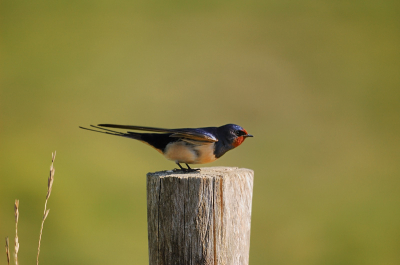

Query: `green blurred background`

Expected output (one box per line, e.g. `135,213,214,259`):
1,0,399,264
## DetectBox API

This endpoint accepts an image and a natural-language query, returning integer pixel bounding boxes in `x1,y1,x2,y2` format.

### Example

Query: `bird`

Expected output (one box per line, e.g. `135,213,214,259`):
79,123,253,172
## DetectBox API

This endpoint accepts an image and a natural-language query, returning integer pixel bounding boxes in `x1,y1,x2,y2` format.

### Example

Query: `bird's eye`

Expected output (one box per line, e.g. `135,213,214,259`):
235,130,243,136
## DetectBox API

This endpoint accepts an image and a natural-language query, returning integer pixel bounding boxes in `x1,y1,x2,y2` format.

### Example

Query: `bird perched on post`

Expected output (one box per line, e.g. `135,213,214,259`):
79,123,253,172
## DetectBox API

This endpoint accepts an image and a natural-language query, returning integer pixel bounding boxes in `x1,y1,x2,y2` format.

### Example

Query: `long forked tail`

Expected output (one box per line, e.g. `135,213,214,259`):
79,125,142,140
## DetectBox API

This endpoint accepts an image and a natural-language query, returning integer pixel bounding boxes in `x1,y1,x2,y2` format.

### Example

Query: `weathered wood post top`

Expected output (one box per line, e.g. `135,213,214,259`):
147,166,254,265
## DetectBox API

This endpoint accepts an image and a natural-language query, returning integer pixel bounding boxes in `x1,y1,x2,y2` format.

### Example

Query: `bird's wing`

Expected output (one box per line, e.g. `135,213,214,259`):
98,124,218,142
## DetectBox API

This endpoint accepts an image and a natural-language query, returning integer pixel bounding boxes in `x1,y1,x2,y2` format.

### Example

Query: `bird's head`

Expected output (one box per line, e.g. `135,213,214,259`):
218,124,253,148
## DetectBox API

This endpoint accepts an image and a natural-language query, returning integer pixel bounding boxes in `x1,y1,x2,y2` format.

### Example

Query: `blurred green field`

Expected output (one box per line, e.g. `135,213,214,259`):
1,1,400,264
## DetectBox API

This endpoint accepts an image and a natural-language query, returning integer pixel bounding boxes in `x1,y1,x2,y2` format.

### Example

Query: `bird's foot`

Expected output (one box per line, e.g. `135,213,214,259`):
173,168,200,173
186,168,200,173
174,163,200,173
185,163,200,172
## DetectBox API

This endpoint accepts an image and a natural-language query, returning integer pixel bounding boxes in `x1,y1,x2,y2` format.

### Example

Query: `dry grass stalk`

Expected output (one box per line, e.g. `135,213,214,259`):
36,151,56,265
5,237,10,265
14,200,19,265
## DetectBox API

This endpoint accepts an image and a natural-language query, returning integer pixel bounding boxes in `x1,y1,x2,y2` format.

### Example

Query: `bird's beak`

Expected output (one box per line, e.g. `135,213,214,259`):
244,134,253,138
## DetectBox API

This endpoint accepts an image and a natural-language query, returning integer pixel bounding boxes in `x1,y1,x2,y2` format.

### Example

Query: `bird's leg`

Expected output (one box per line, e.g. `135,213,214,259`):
176,162,187,172
175,162,199,172
185,163,200,172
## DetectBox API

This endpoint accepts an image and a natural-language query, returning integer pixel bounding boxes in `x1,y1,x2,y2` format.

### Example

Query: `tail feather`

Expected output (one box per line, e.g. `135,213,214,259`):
80,124,173,153
90,125,125,135
79,125,142,140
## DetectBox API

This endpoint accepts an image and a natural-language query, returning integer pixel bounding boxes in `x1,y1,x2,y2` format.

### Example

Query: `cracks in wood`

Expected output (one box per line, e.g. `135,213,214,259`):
213,177,217,265
220,176,224,251
183,178,186,264
147,167,254,265
157,177,162,262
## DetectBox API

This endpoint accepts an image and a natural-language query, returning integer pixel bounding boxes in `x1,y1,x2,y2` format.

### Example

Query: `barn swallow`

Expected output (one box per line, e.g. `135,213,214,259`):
79,124,253,172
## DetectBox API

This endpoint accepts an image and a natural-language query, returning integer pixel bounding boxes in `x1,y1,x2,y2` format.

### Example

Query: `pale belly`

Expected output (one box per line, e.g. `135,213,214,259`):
163,141,216,164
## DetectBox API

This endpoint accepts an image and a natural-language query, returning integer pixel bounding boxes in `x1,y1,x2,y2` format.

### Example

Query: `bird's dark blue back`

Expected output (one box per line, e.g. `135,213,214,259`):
138,126,219,152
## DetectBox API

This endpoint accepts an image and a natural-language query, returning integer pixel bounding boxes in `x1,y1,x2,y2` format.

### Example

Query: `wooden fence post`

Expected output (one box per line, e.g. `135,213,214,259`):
147,167,254,265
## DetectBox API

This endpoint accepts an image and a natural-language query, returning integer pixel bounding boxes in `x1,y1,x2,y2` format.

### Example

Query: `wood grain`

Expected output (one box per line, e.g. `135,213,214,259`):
147,167,254,265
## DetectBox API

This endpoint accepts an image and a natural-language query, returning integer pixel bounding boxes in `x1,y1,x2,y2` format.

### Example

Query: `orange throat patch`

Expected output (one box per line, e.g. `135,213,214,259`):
232,136,245,147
